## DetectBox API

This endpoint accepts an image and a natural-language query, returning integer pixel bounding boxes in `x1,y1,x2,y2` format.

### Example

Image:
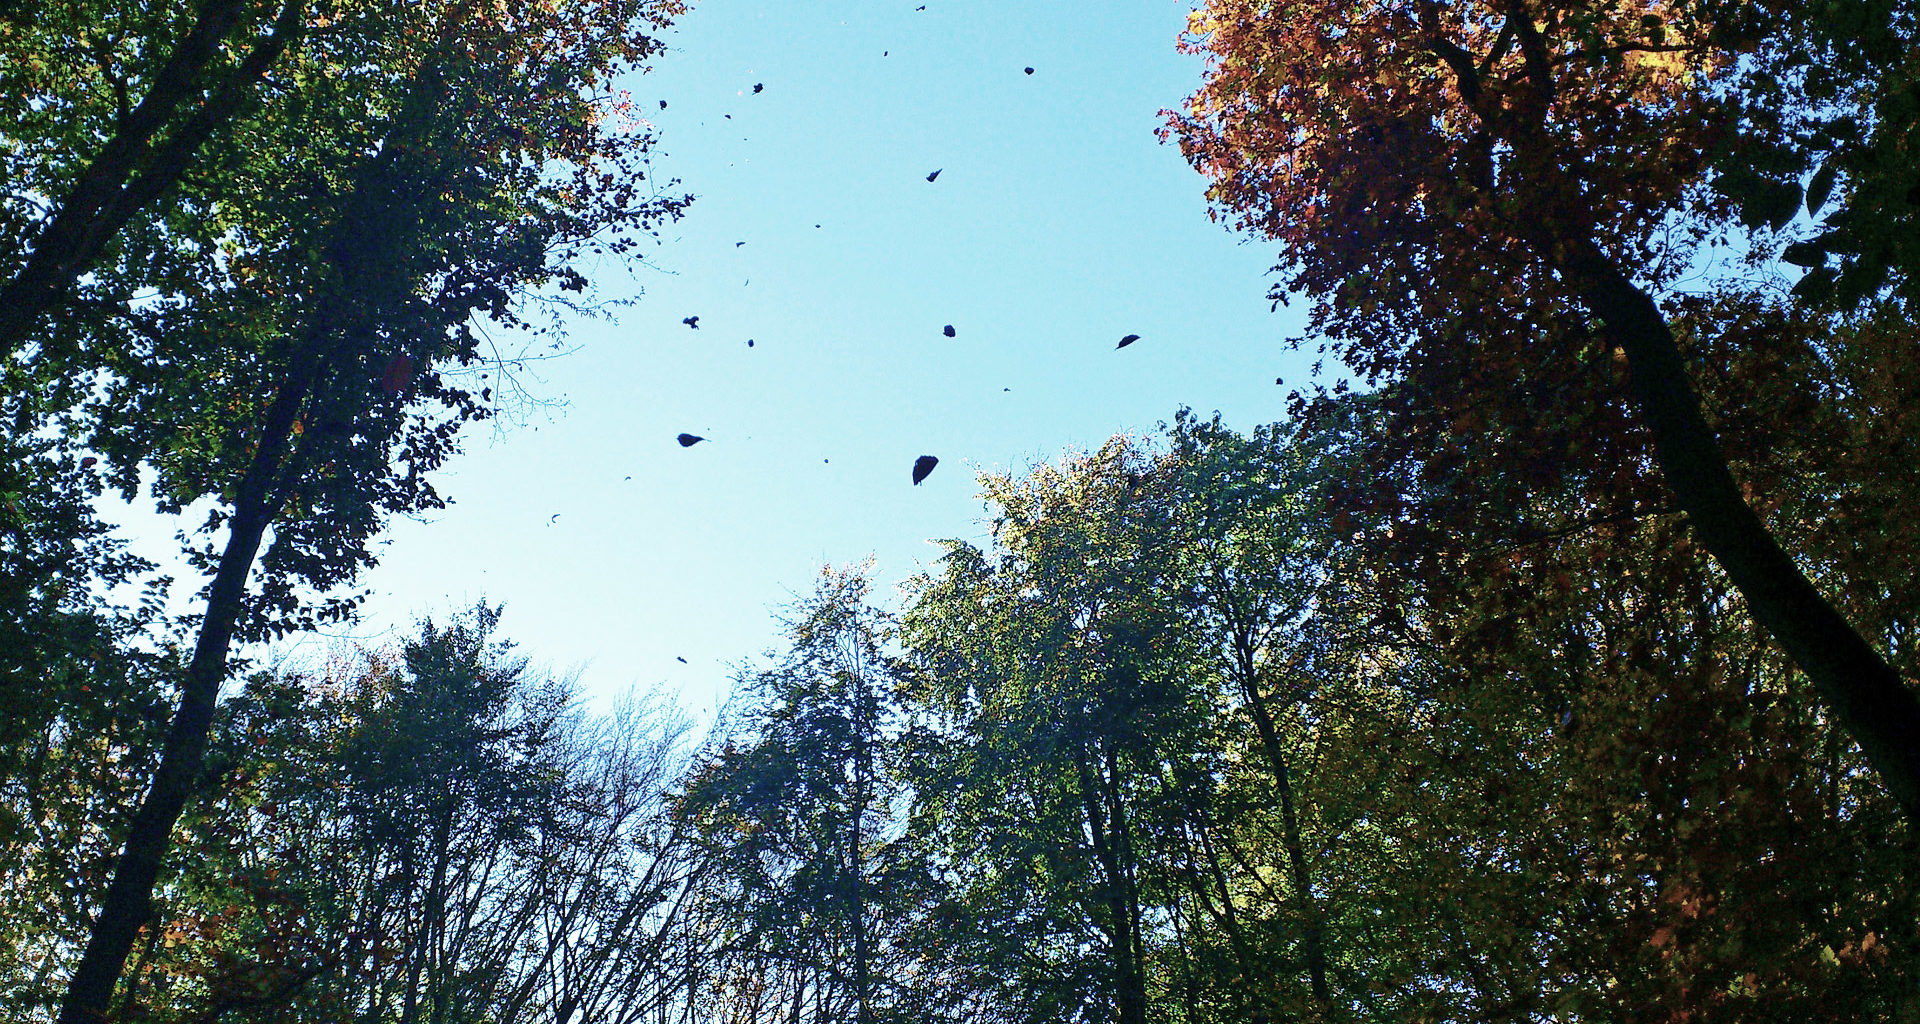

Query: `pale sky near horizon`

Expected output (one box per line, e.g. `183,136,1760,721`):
110,1,1321,719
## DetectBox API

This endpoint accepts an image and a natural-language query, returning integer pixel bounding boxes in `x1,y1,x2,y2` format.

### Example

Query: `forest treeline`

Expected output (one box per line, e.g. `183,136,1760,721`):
5,409,1915,1022
6,0,1920,1020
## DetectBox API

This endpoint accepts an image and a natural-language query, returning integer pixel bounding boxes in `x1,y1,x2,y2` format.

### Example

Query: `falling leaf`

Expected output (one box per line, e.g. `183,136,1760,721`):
677,433,706,447
913,455,939,485
683,315,700,328
926,168,942,182
753,83,764,93
1024,66,1034,74
658,99,667,109
1117,334,1141,349
747,339,755,347
80,456,98,469
676,656,688,664
943,324,956,337
549,514,561,524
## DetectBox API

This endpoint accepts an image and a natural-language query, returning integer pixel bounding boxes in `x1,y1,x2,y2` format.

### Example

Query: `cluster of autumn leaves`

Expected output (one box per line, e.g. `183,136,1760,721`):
1173,0,1920,805
4,0,1920,1020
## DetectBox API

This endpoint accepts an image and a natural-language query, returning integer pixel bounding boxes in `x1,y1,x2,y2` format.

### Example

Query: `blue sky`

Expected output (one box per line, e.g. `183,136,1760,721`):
234,1,1320,714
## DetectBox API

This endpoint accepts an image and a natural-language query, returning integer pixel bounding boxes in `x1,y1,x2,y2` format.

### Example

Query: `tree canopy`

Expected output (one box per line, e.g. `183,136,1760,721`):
1170,0,1920,818
5,0,1920,1021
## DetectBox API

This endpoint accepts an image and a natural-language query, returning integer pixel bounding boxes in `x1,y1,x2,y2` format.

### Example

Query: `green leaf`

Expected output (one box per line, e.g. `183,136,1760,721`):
1781,240,1828,268
1714,170,1803,231
1790,265,1837,303
1758,179,1805,230
1807,161,1837,216
1832,254,1891,307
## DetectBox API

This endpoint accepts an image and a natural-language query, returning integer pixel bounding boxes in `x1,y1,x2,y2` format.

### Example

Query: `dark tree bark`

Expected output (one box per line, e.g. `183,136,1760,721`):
1233,636,1332,1014
1078,750,1148,1024
1562,238,1920,822
1423,1,1920,825
57,371,308,1024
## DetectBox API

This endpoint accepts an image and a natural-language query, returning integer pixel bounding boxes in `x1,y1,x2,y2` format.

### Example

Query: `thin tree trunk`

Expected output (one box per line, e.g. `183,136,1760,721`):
1193,814,1274,1024
57,373,308,1023
1103,745,1147,1024
1236,641,1332,1012
848,811,871,1024
111,918,165,1021
1561,238,1920,822
1428,0,1920,825
1077,752,1147,1024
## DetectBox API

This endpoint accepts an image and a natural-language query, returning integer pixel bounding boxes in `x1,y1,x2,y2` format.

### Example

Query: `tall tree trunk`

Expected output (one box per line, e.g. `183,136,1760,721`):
1428,1,1920,826
847,802,872,1024
1077,751,1147,1024
1560,238,1920,822
1104,746,1149,1024
1191,807,1274,1024
0,0,305,353
1235,640,1332,1013
57,373,308,1023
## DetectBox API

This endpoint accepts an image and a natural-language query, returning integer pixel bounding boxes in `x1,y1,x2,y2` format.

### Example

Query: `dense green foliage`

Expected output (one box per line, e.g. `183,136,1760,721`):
2,0,689,1017
5,0,1918,1020
6,416,1918,1021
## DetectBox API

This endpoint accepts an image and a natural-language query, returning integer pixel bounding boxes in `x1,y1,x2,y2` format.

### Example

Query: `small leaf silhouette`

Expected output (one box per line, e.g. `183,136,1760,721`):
943,324,956,337
913,455,939,485
1806,161,1836,215
1780,240,1826,268
677,433,706,447
683,315,700,328
1117,334,1141,349
926,169,942,182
